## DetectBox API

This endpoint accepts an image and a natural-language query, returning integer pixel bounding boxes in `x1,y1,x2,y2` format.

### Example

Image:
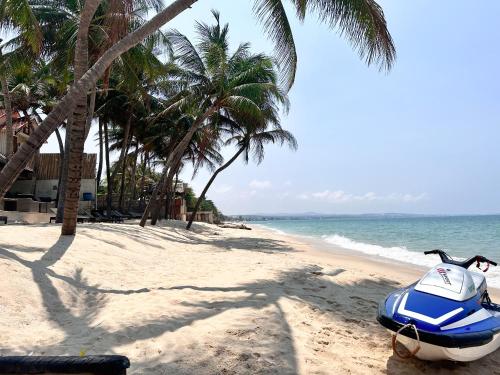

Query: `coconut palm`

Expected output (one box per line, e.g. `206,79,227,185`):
187,123,296,229
0,0,42,158
0,0,395,215
139,12,294,226
52,0,166,233
185,72,297,229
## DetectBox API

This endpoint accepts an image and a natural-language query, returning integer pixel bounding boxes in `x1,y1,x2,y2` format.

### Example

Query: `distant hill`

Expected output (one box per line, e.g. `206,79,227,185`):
225,213,434,221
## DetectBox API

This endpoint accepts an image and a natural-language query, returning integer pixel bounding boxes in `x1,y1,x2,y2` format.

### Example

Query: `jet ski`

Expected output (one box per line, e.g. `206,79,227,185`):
377,249,500,361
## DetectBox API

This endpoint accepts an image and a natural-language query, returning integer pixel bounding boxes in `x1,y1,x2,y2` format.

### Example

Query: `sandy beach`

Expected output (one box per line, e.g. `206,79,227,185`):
0,221,499,374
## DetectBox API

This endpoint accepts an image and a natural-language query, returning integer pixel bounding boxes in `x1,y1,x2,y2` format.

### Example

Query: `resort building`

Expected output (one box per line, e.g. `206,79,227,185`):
0,111,214,224
0,110,97,220
0,109,37,171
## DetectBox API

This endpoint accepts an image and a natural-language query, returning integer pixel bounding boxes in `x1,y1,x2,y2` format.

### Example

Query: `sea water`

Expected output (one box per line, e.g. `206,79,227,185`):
254,215,500,287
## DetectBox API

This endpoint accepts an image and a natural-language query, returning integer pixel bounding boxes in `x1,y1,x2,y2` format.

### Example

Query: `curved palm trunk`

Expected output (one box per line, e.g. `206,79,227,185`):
140,105,216,227
61,0,102,235
186,146,245,230
0,0,198,202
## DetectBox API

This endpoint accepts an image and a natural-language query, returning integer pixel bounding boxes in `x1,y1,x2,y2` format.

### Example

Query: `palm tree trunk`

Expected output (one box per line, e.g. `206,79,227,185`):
103,120,112,216
151,165,179,225
61,0,102,235
54,126,64,205
139,151,148,209
127,142,139,212
140,105,216,227
56,115,73,223
151,172,171,225
118,135,132,211
170,171,180,219
0,0,198,201
84,84,97,140
110,116,131,189
0,73,13,159
96,117,104,191
186,146,245,230
0,45,13,159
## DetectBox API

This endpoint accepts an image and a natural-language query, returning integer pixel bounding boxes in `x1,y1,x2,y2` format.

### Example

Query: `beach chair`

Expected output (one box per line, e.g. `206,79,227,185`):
111,210,127,223
0,355,130,374
91,210,114,223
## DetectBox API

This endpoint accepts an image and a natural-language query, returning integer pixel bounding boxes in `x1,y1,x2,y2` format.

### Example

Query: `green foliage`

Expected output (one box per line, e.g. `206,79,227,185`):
0,1,394,223
184,186,197,211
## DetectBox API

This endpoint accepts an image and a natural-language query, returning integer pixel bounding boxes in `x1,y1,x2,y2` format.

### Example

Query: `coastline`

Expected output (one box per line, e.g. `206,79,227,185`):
252,223,500,299
0,221,498,374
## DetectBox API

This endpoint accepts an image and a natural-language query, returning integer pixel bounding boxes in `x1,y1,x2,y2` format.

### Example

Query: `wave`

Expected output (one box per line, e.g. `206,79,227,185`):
322,234,500,288
252,224,288,236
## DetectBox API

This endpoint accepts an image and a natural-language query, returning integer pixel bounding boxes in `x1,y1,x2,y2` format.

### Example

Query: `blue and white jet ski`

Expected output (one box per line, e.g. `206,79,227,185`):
377,249,500,361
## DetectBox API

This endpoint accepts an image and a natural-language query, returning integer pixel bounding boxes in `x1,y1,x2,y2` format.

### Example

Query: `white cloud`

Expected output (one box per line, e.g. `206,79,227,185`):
213,184,233,194
278,191,291,200
298,190,427,203
249,179,272,189
284,180,292,187
239,189,258,199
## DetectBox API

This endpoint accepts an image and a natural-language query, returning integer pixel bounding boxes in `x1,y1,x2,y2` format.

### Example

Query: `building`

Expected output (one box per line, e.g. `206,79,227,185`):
0,110,97,219
0,109,37,171
1,153,97,214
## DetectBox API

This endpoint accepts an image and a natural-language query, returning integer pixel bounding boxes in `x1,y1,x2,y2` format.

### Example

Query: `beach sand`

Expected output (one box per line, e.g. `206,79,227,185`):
0,221,499,374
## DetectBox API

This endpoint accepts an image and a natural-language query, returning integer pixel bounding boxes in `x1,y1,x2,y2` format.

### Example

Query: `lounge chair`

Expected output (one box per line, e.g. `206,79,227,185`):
0,355,130,374
91,210,114,223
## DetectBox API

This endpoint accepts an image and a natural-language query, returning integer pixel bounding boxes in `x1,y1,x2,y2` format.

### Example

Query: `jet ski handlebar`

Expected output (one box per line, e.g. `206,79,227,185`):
424,249,497,269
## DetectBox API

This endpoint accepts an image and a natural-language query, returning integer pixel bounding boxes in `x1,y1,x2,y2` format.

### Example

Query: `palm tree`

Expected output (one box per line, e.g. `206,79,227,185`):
0,0,395,215
60,0,102,235
59,0,166,233
0,0,42,158
187,124,296,229
140,11,292,225
186,64,296,229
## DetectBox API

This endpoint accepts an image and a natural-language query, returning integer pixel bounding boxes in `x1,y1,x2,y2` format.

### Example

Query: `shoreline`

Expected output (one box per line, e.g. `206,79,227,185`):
251,223,500,299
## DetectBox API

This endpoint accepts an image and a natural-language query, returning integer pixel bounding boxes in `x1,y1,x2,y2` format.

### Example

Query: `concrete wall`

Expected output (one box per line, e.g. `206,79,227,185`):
10,180,35,195
35,179,58,200
0,210,52,224
35,179,96,200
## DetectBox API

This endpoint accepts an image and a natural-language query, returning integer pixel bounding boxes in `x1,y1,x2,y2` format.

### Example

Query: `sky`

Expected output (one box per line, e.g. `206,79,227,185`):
40,0,500,215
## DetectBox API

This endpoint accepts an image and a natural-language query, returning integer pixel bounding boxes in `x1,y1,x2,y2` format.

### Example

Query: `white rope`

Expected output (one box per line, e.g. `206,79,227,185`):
392,323,421,360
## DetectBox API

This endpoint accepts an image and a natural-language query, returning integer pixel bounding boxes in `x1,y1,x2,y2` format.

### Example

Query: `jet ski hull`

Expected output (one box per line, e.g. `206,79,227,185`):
394,332,500,361
378,290,500,361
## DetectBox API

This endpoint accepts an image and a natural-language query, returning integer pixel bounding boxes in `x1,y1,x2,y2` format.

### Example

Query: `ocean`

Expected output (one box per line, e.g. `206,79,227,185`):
254,215,500,287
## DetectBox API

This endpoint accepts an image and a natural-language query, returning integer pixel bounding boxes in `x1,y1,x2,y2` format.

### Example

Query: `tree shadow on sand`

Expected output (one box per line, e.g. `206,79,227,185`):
77,223,297,254
2,228,499,374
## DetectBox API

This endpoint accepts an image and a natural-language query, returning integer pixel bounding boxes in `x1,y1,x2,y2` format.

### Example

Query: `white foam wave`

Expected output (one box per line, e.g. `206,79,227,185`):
252,224,288,236
322,234,500,288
